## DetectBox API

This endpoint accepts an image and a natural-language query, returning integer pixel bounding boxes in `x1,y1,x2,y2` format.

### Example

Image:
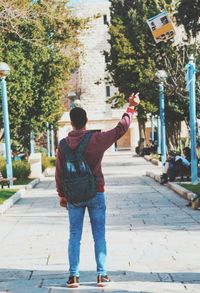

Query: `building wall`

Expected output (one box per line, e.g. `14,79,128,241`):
58,1,139,151
72,1,114,117
58,110,139,151
58,1,200,152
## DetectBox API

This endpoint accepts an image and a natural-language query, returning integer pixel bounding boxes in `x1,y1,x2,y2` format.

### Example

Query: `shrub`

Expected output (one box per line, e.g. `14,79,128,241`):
13,161,31,179
0,157,6,174
0,158,31,179
41,153,56,172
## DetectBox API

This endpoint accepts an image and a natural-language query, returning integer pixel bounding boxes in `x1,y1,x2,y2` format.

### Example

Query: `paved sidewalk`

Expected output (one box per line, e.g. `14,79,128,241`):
0,153,200,293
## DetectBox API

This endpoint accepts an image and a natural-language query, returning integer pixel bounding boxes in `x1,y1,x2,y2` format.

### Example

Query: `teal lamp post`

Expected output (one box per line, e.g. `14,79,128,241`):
30,130,35,154
0,62,13,180
150,114,154,143
46,122,50,157
51,124,55,157
68,91,77,109
155,70,168,170
67,91,81,110
157,115,161,155
186,55,198,185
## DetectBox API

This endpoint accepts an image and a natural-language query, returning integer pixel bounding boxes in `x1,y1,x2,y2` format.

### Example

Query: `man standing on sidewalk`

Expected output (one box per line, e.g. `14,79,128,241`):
55,93,140,288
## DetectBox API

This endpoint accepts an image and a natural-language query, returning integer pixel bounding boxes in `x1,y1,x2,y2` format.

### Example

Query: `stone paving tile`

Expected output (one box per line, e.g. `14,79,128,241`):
7,289,50,293
47,281,192,293
0,270,32,282
0,155,200,293
0,279,42,292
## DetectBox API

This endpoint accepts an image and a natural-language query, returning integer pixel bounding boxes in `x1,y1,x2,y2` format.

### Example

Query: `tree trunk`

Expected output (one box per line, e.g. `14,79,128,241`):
138,118,146,156
166,120,182,151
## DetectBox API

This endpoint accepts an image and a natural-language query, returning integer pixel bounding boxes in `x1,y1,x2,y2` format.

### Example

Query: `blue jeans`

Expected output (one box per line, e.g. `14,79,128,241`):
67,192,107,277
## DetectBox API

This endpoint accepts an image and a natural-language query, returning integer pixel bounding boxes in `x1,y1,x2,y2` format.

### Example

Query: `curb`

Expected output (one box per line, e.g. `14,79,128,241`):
146,171,197,203
25,178,40,190
0,178,40,215
43,167,55,177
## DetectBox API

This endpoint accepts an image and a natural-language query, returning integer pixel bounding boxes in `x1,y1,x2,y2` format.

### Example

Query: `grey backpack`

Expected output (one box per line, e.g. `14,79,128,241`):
60,132,96,204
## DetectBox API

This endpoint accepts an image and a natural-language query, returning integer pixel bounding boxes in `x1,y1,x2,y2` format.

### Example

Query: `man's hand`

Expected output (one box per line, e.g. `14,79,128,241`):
128,92,140,108
59,197,67,208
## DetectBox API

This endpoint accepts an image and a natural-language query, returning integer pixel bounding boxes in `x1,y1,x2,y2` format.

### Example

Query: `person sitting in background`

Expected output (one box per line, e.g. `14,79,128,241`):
160,147,191,184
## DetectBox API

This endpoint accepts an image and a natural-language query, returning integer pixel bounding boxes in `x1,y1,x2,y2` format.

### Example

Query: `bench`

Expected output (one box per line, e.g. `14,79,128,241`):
0,171,16,188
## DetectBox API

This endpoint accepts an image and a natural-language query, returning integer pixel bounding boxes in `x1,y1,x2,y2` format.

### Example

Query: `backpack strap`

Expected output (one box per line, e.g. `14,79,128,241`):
60,131,92,159
76,131,93,155
60,138,72,160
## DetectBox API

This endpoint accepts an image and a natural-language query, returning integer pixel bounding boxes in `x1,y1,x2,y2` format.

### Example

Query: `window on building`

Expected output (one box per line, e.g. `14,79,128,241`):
106,86,111,97
104,53,108,63
103,15,108,25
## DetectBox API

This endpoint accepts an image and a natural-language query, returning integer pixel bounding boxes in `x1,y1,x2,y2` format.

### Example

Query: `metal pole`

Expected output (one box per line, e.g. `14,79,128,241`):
70,100,75,109
187,55,198,184
157,115,161,155
159,82,166,169
150,114,154,143
46,122,50,157
0,78,13,180
51,125,55,157
30,131,35,154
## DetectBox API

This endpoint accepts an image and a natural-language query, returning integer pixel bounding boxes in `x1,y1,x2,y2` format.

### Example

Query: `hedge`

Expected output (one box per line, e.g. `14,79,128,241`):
0,157,31,179
41,153,56,172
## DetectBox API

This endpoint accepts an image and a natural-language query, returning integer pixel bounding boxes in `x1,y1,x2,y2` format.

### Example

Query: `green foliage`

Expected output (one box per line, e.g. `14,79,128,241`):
13,161,31,179
41,153,56,172
0,157,30,179
173,1,200,124
106,0,200,149
0,189,19,204
180,183,200,196
0,0,84,150
0,157,6,174
107,0,173,115
175,0,200,39
106,92,127,108
14,178,33,185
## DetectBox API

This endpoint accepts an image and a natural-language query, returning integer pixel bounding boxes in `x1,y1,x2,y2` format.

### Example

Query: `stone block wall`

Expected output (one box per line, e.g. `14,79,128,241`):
73,1,115,117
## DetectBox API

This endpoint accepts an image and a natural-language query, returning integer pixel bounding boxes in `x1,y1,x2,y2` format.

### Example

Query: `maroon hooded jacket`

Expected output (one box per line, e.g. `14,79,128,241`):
55,111,134,198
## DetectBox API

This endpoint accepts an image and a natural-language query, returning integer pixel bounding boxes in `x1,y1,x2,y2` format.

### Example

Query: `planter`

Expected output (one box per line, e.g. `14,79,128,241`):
191,200,200,210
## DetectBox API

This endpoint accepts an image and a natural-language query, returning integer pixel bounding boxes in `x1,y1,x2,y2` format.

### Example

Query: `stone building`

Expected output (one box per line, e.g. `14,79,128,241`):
57,0,139,151
57,1,200,153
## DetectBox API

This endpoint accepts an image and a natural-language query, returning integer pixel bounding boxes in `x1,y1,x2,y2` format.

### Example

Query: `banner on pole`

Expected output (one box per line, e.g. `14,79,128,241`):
147,11,176,43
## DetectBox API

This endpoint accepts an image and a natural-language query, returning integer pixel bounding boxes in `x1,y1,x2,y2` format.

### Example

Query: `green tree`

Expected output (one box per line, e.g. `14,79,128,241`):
175,0,200,39
106,0,200,152
174,0,200,124
106,0,182,151
0,0,83,151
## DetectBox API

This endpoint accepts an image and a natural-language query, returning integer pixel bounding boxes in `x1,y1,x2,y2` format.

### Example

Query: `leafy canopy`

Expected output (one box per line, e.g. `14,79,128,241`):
0,0,84,151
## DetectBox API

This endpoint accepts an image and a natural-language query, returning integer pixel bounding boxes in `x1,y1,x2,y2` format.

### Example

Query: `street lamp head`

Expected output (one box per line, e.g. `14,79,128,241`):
0,62,10,78
155,70,168,82
74,99,81,108
67,91,77,101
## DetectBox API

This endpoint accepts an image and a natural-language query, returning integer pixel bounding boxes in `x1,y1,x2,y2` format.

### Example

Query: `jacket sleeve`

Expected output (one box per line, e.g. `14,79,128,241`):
55,144,65,198
95,112,133,152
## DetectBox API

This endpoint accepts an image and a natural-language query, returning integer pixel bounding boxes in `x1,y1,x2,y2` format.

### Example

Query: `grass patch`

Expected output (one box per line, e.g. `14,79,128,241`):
0,189,18,204
14,178,34,185
179,183,200,196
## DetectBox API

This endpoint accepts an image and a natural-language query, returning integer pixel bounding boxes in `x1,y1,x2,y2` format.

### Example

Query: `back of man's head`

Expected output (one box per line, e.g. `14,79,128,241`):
70,107,87,130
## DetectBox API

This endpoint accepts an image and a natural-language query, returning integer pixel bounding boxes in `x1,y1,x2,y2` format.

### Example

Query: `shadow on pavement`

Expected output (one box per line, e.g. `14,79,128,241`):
0,268,200,283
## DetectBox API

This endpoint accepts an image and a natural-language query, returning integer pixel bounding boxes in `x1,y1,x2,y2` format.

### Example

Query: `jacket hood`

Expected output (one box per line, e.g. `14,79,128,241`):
66,130,88,150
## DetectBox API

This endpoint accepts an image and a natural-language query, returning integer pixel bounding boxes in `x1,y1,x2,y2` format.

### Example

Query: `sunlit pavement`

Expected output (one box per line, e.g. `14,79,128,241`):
0,152,200,293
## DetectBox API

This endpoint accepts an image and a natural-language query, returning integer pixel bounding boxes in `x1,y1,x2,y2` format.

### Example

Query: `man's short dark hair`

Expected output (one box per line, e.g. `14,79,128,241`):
70,107,87,129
